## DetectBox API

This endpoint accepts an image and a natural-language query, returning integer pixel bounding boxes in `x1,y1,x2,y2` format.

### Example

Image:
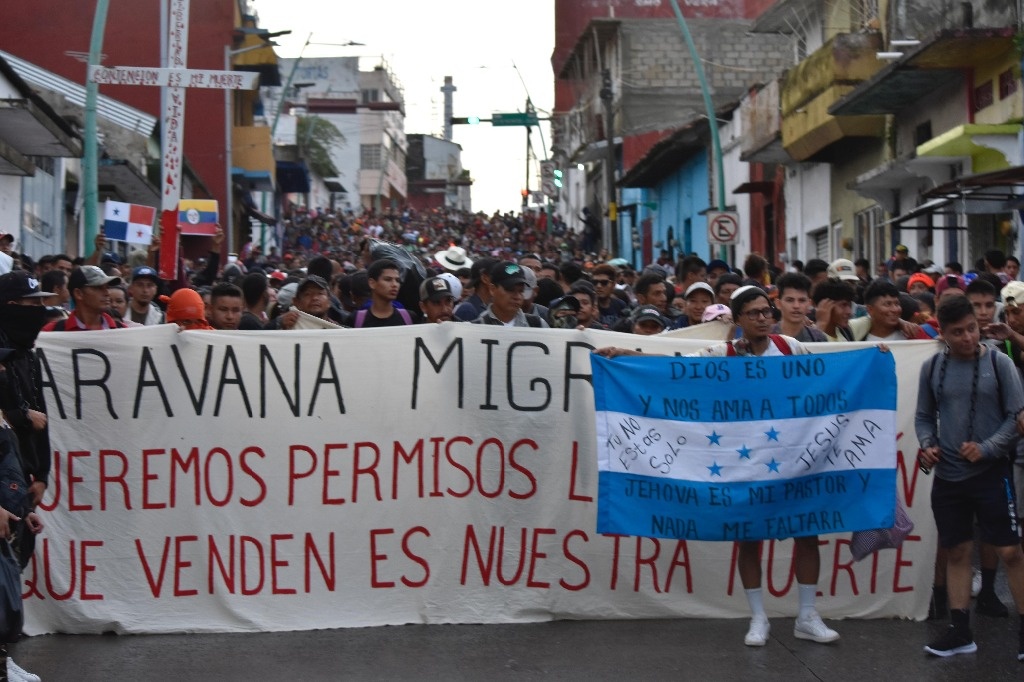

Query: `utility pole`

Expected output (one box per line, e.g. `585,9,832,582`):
523,98,532,212
600,69,617,255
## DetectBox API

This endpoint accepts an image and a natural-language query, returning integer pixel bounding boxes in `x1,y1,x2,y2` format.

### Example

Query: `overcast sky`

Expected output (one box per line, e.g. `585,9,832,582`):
254,0,556,214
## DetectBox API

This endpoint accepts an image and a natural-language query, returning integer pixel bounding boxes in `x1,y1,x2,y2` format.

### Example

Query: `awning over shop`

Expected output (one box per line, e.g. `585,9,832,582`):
883,166,1024,228
323,179,347,193
276,160,310,194
916,123,1021,173
232,166,273,193
97,158,160,206
829,28,1016,116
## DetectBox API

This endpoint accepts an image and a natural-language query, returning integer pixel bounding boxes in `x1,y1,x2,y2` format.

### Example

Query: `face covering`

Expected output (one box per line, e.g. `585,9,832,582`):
0,303,49,348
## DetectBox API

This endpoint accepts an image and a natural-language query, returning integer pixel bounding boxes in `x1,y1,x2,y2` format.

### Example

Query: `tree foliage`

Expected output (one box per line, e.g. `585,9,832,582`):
297,116,344,178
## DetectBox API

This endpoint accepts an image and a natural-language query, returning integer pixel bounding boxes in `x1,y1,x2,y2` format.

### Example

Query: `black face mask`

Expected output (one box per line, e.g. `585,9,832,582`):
0,303,49,348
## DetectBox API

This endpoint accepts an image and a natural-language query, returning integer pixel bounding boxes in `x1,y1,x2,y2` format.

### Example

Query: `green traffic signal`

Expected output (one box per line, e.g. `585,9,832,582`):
468,116,481,125
553,168,563,188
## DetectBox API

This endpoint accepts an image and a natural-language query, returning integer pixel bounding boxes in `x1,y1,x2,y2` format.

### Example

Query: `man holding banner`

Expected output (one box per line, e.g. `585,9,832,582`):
690,286,839,646
593,284,892,647
916,295,1024,660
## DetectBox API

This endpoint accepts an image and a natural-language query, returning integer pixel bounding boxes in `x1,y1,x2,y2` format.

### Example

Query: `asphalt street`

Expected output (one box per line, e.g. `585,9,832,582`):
10,608,1024,681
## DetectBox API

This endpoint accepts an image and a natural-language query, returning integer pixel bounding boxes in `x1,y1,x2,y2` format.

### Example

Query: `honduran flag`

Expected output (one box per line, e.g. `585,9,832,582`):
176,199,219,236
590,347,897,542
103,201,156,245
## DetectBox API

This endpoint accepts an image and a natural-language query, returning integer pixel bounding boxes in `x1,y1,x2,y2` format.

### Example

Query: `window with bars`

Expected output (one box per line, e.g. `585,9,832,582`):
360,144,382,170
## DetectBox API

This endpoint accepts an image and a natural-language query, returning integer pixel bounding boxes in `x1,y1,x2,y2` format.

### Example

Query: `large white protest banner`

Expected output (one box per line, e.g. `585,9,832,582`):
28,325,938,634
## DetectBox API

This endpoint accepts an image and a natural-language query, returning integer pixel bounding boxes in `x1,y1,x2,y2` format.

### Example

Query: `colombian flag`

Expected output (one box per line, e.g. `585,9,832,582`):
177,199,219,236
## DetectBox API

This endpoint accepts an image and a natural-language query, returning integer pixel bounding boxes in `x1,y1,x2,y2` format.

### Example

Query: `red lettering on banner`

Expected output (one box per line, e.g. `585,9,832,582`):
429,436,445,497
369,528,396,588
322,443,348,505
142,448,167,509
34,538,105,601
98,449,130,510
568,441,593,502
240,535,264,595
665,541,693,593
527,528,556,588
400,526,430,588
205,448,234,507
608,534,624,590
171,446,200,505
353,442,382,502
895,440,924,507
238,447,267,506
445,437,474,497
830,538,858,595
288,444,319,505
270,534,296,595
68,450,91,511
393,438,425,499
892,534,919,593
560,530,590,591
208,534,235,593
305,532,336,592
634,538,662,593
136,537,172,597
173,535,199,596
477,439,506,499
508,439,538,500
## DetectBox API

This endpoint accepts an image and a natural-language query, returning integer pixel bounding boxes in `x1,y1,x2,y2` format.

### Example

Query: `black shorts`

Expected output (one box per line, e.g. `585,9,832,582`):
931,462,1021,548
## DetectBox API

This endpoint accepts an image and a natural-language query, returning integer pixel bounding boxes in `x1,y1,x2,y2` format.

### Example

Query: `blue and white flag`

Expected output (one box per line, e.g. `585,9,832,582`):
591,348,897,542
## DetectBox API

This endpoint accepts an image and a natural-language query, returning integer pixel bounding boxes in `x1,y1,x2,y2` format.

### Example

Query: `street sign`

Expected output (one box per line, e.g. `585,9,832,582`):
492,112,539,127
707,211,740,245
88,65,257,89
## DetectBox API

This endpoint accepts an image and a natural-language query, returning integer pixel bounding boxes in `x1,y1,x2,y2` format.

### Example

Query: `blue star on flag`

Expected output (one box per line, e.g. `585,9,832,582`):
112,207,120,216
765,458,781,473
708,461,723,476
706,430,722,445
765,427,780,441
737,445,751,460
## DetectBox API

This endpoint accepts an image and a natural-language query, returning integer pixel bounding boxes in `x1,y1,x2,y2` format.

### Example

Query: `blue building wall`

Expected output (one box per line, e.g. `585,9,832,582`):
618,150,710,269
655,151,709,263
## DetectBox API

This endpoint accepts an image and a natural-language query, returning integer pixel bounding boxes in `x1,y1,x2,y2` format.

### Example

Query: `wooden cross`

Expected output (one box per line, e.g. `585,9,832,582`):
87,0,257,278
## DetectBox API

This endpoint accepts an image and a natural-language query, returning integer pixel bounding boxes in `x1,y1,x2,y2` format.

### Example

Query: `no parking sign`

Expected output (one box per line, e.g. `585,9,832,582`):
707,211,739,245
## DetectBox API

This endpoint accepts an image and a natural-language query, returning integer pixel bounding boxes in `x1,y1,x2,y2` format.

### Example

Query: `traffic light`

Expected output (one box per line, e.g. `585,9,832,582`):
553,168,563,188
449,116,481,125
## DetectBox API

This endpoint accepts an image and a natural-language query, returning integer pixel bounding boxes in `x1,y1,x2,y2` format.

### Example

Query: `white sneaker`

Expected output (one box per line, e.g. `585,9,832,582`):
7,657,41,682
744,615,770,646
794,611,840,643
971,569,982,598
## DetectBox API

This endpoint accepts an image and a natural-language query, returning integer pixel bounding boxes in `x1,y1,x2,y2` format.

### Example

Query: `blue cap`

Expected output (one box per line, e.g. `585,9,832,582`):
132,265,159,281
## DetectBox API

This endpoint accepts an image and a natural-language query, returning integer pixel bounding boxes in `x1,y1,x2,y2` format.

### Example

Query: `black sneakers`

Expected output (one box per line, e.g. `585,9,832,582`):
975,590,1009,618
924,626,978,657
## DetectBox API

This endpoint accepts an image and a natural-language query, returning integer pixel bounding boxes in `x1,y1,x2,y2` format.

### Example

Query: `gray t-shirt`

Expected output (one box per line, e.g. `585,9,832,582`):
915,347,1024,482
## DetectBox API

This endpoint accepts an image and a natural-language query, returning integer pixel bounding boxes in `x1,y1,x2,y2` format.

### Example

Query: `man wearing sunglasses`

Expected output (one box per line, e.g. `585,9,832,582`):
595,285,838,647
591,264,628,327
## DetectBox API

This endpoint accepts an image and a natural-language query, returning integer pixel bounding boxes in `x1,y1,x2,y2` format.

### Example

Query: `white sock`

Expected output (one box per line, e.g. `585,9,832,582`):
798,583,817,618
745,587,766,618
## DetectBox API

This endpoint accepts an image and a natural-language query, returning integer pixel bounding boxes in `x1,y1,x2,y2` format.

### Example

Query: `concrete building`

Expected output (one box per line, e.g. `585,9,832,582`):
753,0,1022,270
0,0,282,254
406,134,471,212
272,56,407,213
552,5,790,263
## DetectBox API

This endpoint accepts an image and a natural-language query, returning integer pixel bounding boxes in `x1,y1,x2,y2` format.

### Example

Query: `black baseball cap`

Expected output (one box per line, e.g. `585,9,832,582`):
489,261,528,290
0,271,54,302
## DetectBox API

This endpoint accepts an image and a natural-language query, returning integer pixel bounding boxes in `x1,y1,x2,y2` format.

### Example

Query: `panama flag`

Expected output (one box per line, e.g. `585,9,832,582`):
591,347,898,542
103,201,156,245
177,199,219,236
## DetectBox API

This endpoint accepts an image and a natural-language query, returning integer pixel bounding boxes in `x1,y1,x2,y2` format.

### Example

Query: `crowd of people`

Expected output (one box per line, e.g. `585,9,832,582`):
2,202,1024,672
